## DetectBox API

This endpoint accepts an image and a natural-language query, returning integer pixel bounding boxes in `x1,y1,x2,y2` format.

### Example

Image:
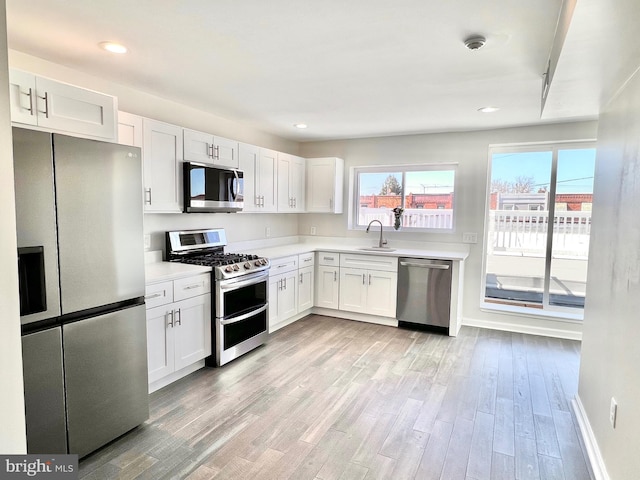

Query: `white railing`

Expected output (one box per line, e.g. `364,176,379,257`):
488,210,591,257
360,208,453,229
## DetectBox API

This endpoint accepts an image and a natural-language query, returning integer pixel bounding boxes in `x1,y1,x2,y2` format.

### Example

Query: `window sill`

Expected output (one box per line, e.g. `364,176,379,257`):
480,301,584,323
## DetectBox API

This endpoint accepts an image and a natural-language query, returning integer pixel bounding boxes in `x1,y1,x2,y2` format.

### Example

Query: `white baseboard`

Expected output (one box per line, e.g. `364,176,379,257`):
462,316,582,340
148,360,205,394
312,307,398,327
572,395,610,480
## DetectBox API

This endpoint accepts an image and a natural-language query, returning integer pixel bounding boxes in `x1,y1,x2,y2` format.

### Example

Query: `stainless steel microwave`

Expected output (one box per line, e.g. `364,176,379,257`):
183,162,244,213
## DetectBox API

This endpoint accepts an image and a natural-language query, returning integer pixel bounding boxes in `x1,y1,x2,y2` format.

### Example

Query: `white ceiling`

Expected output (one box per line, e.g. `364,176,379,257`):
5,0,605,142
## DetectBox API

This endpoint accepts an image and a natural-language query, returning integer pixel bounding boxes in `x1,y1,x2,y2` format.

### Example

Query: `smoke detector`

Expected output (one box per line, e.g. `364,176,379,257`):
464,35,486,51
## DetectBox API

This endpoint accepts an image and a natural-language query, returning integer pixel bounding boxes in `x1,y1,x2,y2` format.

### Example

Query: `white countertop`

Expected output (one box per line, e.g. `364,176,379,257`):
145,261,211,284
234,241,469,262
144,237,468,284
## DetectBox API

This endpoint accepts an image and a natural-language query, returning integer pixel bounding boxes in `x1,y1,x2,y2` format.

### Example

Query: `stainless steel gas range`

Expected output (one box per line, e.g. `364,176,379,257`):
166,228,269,366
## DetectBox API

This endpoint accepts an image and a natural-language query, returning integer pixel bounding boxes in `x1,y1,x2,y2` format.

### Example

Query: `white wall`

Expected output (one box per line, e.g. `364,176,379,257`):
0,0,27,453
300,121,598,338
578,68,640,478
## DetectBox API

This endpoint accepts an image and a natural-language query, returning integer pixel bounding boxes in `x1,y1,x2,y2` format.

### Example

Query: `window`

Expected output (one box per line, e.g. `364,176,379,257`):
351,165,456,231
483,143,596,314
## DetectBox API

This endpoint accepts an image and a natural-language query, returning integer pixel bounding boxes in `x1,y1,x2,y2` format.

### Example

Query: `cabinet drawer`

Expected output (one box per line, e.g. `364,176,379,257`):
173,274,211,302
145,281,174,309
270,255,298,275
317,251,339,267
340,253,398,272
298,252,314,267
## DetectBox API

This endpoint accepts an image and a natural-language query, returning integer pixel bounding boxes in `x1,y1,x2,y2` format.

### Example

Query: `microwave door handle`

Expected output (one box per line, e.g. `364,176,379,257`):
231,170,239,201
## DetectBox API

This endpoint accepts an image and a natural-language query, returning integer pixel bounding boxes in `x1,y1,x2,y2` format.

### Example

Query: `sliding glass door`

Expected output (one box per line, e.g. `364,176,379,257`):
484,143,596,313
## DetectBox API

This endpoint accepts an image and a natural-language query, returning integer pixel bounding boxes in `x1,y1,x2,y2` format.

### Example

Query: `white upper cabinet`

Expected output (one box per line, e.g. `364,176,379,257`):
9,69,116,141
306,157,344,213
183,128,239,168
240,144,278,213
117,111,143,147
277,152,305,212
142,118,183,213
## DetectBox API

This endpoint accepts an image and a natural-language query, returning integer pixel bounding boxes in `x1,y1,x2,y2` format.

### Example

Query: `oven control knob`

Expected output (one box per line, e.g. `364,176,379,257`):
233,264,240,271
254,260,261,267
225,266,233,272
261,259,268,265
244,262,251,269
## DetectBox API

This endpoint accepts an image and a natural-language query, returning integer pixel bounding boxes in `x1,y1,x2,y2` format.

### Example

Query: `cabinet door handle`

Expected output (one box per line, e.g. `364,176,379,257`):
144,188,152,205
283,277,287,290
183,283,202,290
334,271,337,281
369,274,372,285
324,256,334,261
362,274,365,285
214,145,220,160
145,291,164,300
174,309,182,326
208,143,214,158
22,87,34,116
39,91,49,118
167,310,174,328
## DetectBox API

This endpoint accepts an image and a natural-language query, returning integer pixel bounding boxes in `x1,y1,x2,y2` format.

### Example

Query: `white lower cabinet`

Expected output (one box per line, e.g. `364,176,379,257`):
315,251,340,309
145,273,211,392
268,253,314,331
338,253,398,318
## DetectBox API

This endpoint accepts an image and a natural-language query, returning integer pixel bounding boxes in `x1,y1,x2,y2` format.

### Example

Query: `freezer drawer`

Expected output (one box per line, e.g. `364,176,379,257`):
396,258,452,330
63,304,149,457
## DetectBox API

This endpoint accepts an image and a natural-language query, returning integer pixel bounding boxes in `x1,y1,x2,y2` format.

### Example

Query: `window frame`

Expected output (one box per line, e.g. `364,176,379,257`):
348,163,458,233
481,141,596,319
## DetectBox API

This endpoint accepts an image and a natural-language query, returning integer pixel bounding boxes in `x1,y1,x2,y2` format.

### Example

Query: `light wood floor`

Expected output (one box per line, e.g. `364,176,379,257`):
79,315,591,480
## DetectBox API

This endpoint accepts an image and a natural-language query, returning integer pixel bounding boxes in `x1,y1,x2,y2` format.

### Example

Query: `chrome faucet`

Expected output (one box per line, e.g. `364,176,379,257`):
366,220,387,248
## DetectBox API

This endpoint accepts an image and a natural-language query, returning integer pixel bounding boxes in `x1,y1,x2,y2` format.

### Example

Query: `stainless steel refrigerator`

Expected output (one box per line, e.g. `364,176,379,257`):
14,127,149,458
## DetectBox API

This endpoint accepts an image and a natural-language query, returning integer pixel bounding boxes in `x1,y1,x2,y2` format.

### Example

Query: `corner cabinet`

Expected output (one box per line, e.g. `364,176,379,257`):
239,143,278,212
117,111,143,147
277,153,305,212
183,128,238,168
338,253,398,318
306,157,344,213
145,273,212,393
9,69,116,141
141,118,183,213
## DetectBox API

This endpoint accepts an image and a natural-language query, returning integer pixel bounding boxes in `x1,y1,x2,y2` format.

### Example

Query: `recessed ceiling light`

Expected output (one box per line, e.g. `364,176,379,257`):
99,42,128,54
293,123,308,129
478,106,500,113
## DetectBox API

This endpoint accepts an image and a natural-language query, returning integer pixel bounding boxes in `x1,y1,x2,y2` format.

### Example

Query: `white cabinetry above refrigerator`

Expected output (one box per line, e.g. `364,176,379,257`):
9,69,117,141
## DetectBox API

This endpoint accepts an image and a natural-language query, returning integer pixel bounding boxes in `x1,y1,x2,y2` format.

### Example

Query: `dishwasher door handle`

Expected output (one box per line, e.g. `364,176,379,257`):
399,261,450,270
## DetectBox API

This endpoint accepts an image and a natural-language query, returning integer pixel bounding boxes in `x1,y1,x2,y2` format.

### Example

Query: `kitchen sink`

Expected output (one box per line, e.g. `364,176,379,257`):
358,247,396,252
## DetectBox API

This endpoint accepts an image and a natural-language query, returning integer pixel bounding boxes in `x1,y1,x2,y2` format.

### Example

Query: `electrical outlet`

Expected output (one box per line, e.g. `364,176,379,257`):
310,226,317,235
265,227,271,238
610,397,618,428
462,232,478,244
143,234,151,249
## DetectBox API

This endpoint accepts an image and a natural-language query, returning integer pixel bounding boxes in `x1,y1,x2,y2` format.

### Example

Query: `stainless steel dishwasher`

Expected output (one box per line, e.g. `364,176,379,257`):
396,258,452,332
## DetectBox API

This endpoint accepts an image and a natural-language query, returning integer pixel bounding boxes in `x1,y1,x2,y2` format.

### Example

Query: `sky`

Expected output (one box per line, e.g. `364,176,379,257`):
491,148,596,194
359,170,455,195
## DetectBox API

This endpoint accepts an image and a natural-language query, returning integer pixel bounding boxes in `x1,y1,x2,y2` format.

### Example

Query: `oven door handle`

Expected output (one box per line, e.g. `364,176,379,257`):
220,304,268,326
219,272,269,291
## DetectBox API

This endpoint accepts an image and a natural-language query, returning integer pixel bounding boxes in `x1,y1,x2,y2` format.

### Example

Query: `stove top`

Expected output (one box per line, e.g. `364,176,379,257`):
165,228,270,280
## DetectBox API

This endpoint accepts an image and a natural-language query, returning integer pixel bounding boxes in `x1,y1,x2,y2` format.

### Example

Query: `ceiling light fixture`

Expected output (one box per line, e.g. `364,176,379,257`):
293,123,308,129
464,35,486,51
478,106,500,113
99,41,128,54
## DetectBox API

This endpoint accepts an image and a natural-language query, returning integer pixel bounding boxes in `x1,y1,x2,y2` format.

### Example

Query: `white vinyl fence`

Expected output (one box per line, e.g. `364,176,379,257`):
360,208,453,229
487,210,591,257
